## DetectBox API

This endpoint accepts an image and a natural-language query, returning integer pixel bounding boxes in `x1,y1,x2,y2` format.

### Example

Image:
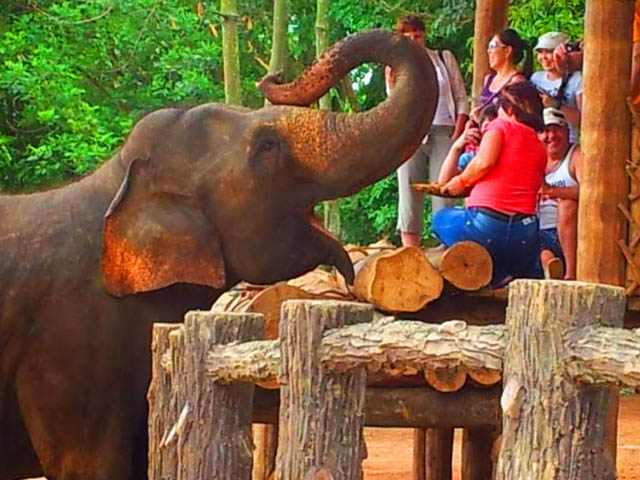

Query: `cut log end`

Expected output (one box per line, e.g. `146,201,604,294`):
353,246,444,312
429,241,492,291
424,367,468,392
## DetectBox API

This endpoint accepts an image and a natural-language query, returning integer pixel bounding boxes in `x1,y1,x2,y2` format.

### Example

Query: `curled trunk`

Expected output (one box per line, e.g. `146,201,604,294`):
260,30,438,201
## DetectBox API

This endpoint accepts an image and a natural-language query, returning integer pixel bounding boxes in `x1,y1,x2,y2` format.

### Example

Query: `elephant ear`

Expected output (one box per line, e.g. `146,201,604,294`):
101,158,226,297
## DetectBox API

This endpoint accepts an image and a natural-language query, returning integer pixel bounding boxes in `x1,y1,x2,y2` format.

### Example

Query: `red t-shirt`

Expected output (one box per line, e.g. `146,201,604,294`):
466,117,546,215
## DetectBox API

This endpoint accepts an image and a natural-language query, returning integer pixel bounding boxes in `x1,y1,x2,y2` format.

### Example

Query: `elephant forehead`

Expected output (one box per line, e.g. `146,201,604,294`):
274,111,340,174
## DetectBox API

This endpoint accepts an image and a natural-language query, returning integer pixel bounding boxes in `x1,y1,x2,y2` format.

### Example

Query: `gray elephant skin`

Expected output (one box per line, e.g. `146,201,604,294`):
0,29,436,479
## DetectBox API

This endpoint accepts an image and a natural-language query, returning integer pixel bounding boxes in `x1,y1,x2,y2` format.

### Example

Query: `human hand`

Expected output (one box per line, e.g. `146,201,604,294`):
442,175,469,196
541,94,558,108
554,42,583,75
539,182,555,200
452,120,481,151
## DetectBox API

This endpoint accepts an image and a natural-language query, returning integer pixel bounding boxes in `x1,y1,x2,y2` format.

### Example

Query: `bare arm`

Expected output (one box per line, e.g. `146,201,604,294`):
442,129,503,196
540,146,582,201
451,114,468,140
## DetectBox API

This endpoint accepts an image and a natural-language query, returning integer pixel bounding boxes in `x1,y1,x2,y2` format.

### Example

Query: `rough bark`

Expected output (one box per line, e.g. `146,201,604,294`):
148,323,182,480
221,0,242,105
566,326,640,388
578,0,632,285
471,0,508,98
176,311,264,480
276,300,372,480
353,247,444,312
496,280,625,480
426,241,492,291
206,318,505,385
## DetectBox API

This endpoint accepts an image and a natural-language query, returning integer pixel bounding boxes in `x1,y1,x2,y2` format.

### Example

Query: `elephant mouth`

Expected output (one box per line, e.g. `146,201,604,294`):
304,205,355,285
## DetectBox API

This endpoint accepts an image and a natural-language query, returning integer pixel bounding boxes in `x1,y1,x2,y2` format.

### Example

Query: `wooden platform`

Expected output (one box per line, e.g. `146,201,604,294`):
405,286,640,328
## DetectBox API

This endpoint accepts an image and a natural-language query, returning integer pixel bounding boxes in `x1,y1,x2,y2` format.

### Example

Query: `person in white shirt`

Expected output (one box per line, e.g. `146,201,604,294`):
385,14,469,247
538,108,582,280
531,32,583,144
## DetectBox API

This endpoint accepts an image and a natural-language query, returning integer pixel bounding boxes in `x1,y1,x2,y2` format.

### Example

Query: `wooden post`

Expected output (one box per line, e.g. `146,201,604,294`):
176,311,264,480
461,428,499,480
496,280,625,480
276,300,373,480
578,0,633,285
413,429,427,480
148,324,182,480
425,429,453,480
578,0,633,466
471,0,509,99
253,423,278,480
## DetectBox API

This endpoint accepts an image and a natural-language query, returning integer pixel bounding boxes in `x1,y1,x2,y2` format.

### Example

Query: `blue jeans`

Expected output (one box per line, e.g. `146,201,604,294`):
433,207,542,285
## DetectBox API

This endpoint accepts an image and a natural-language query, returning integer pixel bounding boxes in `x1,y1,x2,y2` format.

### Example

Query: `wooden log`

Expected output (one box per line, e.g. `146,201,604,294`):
578,0,632,286
425,429,453,480
252,385,502,429
276,300,373,480
287,268,352,299
353,246,444,312
495,280,625,480
175,311,264,480
148,323,182,480
413,428,426,480
467,368,501,387
252,423,278,480
471,0,508,98
206,319,504,386
424,367,468,392
461,428,499,480
426,241,492,291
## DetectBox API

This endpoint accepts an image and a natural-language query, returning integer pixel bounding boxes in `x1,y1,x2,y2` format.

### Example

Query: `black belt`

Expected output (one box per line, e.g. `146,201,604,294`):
475,207,535,222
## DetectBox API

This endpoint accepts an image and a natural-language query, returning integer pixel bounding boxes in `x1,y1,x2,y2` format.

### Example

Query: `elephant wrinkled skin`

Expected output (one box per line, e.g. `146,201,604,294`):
0,30,436,479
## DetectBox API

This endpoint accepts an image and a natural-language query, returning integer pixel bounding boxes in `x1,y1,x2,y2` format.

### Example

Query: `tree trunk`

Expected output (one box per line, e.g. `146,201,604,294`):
471,0,508,99
148,324,182,480
353,246,444,311
426,241,492,291
461,428,499,480
176,311,264,479
276,300,372,480
221,0,242,105
496,280,625,480
264,0,288,107
315,0,340,236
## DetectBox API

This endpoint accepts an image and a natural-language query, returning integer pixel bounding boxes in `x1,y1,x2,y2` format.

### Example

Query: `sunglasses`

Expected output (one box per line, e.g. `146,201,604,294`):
488,40,506,50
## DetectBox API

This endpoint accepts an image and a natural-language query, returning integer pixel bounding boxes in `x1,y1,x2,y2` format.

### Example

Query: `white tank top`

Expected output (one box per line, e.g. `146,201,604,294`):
539,144,579,230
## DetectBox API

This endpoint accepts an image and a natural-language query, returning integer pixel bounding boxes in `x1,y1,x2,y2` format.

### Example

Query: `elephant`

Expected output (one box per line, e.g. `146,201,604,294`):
0,29,436,479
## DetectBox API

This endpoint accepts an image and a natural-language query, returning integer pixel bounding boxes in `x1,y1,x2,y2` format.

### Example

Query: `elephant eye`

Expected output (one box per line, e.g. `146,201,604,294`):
258,138,278,153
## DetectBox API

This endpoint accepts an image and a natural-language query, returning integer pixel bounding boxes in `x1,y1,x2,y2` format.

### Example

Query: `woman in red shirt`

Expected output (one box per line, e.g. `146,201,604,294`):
434,82,546,285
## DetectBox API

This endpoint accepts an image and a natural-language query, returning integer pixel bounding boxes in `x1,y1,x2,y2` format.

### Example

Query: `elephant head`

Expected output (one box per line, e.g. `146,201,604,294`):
101,29,437,297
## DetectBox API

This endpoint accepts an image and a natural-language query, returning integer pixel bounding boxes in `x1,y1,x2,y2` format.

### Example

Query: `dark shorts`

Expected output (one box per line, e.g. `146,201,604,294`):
539,228,563,260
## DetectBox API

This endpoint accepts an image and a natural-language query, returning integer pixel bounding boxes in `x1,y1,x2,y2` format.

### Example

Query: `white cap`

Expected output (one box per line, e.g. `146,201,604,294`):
535,31,569,51
543,108,568,128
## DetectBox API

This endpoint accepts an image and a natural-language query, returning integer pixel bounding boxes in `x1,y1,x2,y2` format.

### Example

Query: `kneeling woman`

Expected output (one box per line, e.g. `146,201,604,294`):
435,82,546,286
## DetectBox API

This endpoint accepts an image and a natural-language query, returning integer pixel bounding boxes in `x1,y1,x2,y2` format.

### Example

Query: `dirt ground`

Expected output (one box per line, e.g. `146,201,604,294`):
362,395,640,480
21,395,640,480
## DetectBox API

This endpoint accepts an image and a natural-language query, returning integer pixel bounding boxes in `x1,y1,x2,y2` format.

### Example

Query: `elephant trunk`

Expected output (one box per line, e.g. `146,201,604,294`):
260,29,438,201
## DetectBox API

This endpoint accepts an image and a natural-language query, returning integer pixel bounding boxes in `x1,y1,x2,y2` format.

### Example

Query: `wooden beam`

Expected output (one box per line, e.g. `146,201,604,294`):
578,0,633,285
252,385,502,430
471,0,509,98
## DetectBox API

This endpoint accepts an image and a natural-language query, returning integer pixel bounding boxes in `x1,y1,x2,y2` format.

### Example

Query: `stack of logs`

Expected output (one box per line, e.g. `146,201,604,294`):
211,239,497,393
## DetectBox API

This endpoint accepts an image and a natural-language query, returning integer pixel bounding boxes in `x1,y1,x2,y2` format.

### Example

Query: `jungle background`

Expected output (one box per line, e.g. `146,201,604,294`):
0,0,584,244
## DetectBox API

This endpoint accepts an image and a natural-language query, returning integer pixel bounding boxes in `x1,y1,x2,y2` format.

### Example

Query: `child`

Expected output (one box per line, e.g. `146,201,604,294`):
457,104,498,171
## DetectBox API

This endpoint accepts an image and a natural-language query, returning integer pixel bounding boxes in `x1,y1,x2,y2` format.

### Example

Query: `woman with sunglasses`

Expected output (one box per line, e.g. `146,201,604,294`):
434,82,546,286
475,29,533,113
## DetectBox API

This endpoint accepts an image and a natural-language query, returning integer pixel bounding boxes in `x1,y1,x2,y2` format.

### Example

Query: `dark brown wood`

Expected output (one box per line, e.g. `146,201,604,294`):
425,428,453,480
578,0,633,286
276,300,373,480
176,311,264,480
253,385,502,429
413,429,427,480
496,280,625,480
461,428,499,480
471,0,509,98
147,324,182,480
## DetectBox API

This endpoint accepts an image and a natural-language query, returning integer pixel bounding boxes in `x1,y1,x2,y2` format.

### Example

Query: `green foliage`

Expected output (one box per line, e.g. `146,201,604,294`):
1,0,587,245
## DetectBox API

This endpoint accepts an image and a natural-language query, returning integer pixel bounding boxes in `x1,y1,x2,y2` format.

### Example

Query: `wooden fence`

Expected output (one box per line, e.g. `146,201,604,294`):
148,279,640,480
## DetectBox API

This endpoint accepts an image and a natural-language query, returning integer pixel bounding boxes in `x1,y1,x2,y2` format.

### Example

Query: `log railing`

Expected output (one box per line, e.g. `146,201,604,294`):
149,279,636,480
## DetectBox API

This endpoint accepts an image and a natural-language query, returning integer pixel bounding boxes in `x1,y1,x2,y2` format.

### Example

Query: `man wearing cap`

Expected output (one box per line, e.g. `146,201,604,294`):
538,107,582,279
531,31,583,144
